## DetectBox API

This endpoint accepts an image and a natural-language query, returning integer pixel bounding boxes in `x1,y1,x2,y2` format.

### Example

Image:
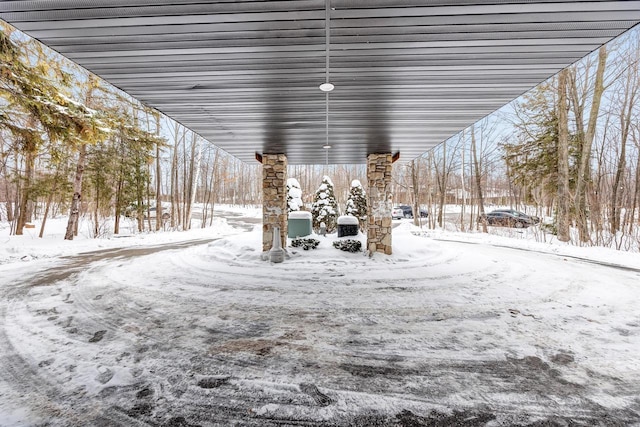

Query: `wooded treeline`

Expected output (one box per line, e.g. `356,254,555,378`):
2,21,640,250
1,23,257,238
393,28,640,249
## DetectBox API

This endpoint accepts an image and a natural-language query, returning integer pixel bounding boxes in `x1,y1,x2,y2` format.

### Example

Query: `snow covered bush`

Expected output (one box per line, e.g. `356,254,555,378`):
345,179,368,230
286,178,303,212
333,239,362,253
311,176,338,233
291,237,320,250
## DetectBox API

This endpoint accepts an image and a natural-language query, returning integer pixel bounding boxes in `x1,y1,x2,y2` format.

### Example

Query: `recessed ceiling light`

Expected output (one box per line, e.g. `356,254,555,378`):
319,82,334,92
323,144,331,149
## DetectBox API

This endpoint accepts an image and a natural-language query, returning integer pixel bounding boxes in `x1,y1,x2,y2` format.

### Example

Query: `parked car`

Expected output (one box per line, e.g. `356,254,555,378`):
491,209,540,224
392,206,405,219
480,210,535,228
392,205,429,219
143,207,170,220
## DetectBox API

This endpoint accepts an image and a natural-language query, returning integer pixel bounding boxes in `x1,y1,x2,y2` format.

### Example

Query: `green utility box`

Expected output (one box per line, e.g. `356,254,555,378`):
288,211,312,238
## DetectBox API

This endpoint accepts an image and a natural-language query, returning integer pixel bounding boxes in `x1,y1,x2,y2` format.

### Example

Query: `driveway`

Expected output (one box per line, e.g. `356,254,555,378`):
1,212,639,426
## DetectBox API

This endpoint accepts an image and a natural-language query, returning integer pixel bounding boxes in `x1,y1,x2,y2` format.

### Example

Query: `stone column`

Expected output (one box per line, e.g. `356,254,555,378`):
367,153,393,255
262,154,288,252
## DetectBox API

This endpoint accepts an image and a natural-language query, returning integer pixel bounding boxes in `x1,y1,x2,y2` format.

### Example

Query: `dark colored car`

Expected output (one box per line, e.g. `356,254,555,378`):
480,210,535,228
392,205,428,219
491,209,540,224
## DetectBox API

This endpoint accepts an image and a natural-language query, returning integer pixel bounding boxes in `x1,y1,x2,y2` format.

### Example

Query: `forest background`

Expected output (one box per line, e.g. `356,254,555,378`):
1,21,639,250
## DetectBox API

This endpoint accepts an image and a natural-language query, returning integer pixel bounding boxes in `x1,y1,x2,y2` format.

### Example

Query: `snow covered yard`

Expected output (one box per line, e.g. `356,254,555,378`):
1,214,640,426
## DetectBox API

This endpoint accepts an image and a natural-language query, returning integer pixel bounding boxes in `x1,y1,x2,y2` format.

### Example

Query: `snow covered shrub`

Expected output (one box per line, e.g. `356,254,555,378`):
333,239,362,253
286,178,303,212
291,237,320,250
311,176,338,233
345,179,368,230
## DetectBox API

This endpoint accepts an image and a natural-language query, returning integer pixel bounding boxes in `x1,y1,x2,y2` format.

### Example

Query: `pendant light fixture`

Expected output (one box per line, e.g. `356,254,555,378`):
319,82,334,92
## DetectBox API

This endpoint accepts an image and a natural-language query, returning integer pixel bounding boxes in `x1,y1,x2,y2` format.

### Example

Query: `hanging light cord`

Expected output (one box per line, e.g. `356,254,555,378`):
325,0,330,85
325,91,329,147
324,0,331,159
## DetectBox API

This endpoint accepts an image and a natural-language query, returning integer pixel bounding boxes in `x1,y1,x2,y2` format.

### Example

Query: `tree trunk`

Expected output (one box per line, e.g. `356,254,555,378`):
184,135,202,230
114,177,122,235
611,95,635,233
460,131,466,232
146,163,152,231
0,140,13,222
170,122,180,229
592,118,609,241
202,147,220,228
410,159,421,227
113,129,127,235
201,158,211,228
4,190,14,222
574,46,607,242
471,125,487,233
134,153,145,233
15,147,38,235
425,152,435,229
557,69,571,242
631,129,640,233
93,185,100,238
155,113,163,231
436,141,446,227
611,44,639,234
39,179,58,238
632,151,640,232
65,143,87,240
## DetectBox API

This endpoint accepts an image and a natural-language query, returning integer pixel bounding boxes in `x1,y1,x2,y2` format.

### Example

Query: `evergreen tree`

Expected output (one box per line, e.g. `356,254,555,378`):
345,179,367,230
286,177,303,212
502,83,578,204
111,114,164,233
311,175,338,233
1,26,107,236
503,109,560,199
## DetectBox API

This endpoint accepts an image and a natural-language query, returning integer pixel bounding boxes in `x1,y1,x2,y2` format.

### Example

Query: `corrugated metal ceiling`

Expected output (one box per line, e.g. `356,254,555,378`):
1,1,639,164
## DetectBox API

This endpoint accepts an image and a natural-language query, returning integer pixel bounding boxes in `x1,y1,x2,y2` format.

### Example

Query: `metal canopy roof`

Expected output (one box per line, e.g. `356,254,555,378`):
1,1,639,164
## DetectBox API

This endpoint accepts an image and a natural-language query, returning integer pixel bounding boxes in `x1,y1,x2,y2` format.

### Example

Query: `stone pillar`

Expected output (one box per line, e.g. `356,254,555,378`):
367,153,393,255
262,154,288,252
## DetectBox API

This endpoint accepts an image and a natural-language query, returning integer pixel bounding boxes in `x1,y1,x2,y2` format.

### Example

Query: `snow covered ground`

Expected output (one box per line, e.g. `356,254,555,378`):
1,207,640,426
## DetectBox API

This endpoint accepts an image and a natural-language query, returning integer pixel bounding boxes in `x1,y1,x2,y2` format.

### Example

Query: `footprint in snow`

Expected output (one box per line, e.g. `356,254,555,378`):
89,330,107,343
197,376,229,389
299,383,333,407
96,368,114,384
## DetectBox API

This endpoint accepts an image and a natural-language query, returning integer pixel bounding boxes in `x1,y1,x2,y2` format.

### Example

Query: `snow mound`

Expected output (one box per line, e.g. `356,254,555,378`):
337,215,359,225
289,211,312,220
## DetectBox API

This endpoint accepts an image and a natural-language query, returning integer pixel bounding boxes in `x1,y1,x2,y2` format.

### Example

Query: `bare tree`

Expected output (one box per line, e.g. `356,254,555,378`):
183,133,202,230
610,52,639,232
470,125,487,233
460,130,467,231
410,159,421,227
64,143,86,240
556,69,571,242
571,46,607,242
154,112,163,231
630,124,640,233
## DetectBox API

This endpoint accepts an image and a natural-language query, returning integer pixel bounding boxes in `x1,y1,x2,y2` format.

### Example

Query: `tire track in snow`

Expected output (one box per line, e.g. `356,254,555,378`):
3,226,640,425
0,237,222,426
0,275,93,425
